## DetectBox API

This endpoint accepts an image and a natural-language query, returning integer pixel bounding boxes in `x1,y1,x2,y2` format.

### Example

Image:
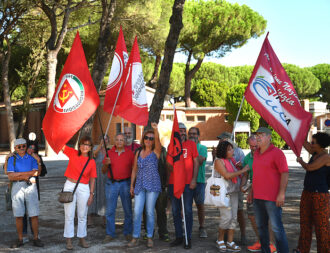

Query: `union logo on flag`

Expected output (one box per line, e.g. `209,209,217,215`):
54,73,84,113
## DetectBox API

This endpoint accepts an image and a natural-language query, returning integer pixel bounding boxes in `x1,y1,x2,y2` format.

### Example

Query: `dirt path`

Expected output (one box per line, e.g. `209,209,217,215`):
0,160,318,252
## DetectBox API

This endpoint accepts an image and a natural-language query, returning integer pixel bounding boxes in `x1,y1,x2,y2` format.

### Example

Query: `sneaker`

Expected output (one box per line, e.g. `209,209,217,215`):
199,227,208,238
247,241,261,252
10,239,23,249
159,233,170,242
103,235,115,244
270,244,277,253
226,241,241,252
33,238,44,247
170,237,183,247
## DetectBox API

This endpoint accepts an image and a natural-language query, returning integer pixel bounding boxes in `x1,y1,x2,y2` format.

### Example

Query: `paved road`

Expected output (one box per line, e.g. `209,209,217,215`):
0,159,318,253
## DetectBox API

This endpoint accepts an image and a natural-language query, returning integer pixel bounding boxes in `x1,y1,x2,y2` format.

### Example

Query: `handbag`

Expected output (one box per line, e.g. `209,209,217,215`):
58,158,90,203
204,166,230,207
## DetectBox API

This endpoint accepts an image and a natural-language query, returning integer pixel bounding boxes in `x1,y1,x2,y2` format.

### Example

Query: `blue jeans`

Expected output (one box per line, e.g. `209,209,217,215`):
133,189,159,238
168,184,194,240
105,179,132,237
253,199,289,253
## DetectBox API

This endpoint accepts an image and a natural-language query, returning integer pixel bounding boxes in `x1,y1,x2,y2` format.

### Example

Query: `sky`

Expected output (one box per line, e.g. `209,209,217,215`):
174,0,330,67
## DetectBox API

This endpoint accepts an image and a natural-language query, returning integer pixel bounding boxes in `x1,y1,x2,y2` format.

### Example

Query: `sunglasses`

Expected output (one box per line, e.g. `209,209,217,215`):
16,144,26,149
144,136,154,141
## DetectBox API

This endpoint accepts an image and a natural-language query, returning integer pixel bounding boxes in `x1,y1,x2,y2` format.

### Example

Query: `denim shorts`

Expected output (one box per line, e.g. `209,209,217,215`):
11,182,39,217
193,183,206,205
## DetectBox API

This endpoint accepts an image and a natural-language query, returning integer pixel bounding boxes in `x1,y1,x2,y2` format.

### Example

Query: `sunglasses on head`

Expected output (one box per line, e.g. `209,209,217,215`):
16,144,26,149
144,136,154,141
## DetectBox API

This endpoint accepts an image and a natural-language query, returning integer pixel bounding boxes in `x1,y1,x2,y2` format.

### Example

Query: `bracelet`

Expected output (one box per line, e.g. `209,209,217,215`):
90,192,95,196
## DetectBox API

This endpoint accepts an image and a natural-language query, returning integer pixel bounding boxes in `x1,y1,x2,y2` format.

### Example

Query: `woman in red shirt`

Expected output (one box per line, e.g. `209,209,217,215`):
61,136,97,250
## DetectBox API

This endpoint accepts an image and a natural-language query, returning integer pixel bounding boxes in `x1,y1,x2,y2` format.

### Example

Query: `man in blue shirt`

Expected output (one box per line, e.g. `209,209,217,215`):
6,138,44,248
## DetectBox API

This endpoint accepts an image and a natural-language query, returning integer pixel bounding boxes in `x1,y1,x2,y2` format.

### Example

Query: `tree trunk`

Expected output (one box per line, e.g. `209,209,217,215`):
146,53,162,89
1,42,16,151
79,0,116,138
17,50,45,137
184,52,204,107
148,0,186,125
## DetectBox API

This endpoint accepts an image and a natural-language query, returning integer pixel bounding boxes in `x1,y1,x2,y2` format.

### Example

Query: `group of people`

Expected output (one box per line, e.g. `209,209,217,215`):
3,124,329,252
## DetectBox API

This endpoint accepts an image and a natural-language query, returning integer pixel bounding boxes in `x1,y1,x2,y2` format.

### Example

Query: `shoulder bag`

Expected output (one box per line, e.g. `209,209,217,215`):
58,158,90,203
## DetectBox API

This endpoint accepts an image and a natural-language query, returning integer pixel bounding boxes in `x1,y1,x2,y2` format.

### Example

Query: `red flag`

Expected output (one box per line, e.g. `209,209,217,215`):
103,26,128,115
116,37,149,126
244,34,312,156
42,32,100,153
166,109,186,199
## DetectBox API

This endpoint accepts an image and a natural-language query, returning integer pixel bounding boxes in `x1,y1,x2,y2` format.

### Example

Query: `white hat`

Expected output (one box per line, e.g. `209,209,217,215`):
14,138,26,146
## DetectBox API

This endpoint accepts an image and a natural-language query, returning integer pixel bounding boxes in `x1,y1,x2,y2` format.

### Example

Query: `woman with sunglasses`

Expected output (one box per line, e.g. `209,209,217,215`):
293,132,330,253
128,123,162,248
61,136,97,250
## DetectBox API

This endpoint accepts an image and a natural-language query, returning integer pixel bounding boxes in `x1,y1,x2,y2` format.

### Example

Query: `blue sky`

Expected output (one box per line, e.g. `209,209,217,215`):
174,0,330,67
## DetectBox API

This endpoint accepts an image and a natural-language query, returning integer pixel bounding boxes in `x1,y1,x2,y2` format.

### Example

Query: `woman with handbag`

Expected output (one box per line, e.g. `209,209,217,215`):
128,123,162,248
214,141,249,252
61,136,97,250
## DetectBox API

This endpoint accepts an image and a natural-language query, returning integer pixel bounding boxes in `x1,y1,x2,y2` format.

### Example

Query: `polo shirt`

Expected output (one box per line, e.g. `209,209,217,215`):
125,142,141,153
196,143,208,183
103,146,134,180
243,152,254,181
64,146,97,184
252,144,288,202
169,140,198,185
7,153,38,173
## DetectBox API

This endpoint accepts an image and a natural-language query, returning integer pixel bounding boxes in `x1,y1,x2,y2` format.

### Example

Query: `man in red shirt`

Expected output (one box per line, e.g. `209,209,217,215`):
102,133,134,243
253,127,289,253
169,123,199,249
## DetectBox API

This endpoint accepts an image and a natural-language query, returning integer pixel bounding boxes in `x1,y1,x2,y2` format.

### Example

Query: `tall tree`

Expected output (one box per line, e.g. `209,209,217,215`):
0,1,27,150
308,64,330,103
180,0,266,107
148,0,186,124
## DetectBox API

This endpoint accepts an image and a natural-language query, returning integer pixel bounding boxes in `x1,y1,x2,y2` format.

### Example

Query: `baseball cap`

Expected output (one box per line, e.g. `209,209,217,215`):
14,138,27,146
178,122,186,129
217,132,232,140
255,127,272,135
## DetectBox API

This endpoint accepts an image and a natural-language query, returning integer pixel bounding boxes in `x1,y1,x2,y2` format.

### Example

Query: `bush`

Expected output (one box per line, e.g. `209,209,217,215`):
271,128,286,149
235,133,249,149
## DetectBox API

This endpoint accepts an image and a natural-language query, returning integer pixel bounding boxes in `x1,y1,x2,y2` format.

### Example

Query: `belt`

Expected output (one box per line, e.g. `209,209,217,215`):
17,180,27,182
111,178,130,183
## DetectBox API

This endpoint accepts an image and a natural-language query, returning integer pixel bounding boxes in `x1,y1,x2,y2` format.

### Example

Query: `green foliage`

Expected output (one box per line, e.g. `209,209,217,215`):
283,63,321,99
168,63,186,97
191,79,228,106
271,128,286,149
308,64,330,103
225,84,260,132
180,0,267,57
235,133,249,149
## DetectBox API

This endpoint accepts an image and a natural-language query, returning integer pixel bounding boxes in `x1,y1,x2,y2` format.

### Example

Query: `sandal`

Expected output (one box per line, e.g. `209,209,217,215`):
227,241,241,252
216,240,227,252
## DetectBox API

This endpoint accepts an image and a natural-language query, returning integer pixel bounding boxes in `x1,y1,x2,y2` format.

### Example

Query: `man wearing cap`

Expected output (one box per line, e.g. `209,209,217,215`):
253,127,289,252
6,138,44,248
213,131,247,244
188,127,208,238
169,122,199,249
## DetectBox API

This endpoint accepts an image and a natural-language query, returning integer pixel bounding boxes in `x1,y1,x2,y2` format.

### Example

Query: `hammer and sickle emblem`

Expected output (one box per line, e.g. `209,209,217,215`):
172,132,183,162
59,89,72,103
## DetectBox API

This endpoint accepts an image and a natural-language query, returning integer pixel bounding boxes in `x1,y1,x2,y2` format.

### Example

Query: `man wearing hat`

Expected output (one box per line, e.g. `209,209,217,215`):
253,127,289,252
213,131,247,245
6,138,44,248
169,122,199,249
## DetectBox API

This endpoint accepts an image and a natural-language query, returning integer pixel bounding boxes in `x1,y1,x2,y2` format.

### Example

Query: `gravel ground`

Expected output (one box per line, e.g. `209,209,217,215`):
0,159,318,253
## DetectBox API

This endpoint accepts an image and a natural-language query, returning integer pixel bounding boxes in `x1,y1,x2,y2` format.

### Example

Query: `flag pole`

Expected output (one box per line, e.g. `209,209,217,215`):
181,194,188,246
104,79,125,135
231,96,245,141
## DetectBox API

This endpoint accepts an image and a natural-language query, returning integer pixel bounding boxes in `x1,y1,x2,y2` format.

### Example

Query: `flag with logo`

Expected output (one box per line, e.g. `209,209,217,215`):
166,109,186,199
103,26,128,115
116,37,149,126
244,33,312,156
42,31,100,153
